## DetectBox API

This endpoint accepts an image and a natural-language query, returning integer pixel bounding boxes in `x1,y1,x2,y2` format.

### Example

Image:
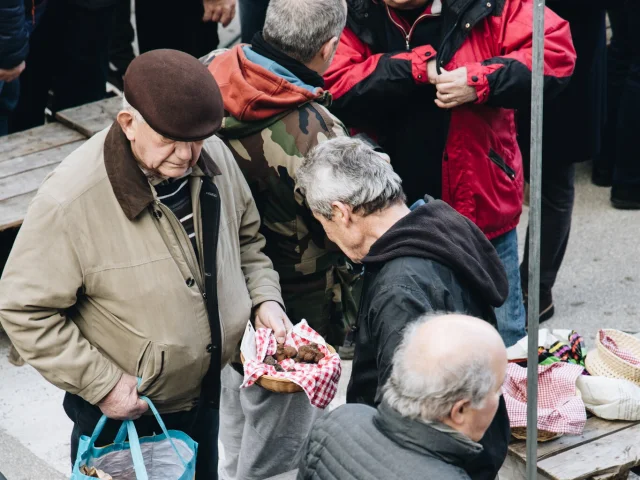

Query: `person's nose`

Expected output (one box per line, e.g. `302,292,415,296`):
174,142,192,162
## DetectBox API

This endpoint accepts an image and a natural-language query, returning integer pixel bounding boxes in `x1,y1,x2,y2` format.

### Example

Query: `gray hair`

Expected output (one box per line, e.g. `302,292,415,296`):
383,315,497,423
122,96,145,124
296,137,406,219
263,0,347,64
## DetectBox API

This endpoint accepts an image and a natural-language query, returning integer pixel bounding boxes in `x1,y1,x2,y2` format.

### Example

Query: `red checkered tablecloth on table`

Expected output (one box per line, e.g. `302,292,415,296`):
241,320,342,409
503,362,586,435
600,330,640,365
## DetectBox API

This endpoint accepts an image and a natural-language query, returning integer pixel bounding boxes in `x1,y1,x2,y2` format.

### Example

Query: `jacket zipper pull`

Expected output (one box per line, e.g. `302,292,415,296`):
405,35,410,51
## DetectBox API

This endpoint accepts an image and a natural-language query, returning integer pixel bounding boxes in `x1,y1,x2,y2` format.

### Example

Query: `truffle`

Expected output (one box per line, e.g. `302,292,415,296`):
275,344,298,362
295,343,325,364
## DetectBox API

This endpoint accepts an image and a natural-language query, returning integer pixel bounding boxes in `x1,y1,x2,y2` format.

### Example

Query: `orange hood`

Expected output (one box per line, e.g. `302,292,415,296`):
208,45,323,122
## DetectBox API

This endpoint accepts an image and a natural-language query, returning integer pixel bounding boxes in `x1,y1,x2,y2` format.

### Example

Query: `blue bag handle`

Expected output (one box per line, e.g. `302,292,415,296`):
139,396,189,468
84,396,188,478
125,419,149,480
122,397,189,479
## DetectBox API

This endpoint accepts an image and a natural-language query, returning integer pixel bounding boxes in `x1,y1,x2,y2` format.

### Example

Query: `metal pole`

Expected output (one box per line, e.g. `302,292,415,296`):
526,0,546,479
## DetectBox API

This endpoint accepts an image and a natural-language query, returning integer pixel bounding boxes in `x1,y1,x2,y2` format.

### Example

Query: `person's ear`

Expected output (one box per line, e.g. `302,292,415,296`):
321,36,340,63
449,399,471,426
116,110,136,141
332,201,352,226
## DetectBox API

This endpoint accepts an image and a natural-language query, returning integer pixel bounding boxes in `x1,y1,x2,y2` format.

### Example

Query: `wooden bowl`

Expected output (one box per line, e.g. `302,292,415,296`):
240,344,337,394
511,427,562,443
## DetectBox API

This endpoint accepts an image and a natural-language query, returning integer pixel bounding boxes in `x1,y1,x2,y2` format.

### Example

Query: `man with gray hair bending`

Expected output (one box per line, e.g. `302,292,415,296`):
298,314,508,480
296,137,510,479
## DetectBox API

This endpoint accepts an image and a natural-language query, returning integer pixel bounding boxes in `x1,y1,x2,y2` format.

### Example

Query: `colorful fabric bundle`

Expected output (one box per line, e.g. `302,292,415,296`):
538,330,587,368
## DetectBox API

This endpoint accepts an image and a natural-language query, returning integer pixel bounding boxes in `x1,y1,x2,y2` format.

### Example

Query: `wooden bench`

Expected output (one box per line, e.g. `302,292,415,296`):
0,97,121,232
502,332,640,480
0,123,85,231
55,96,121,137
501,416,640,480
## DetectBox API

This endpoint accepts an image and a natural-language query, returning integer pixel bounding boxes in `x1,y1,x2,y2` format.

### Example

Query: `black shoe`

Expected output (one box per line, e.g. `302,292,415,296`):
592,165,613,187
611,185,640,210
524,290,555,327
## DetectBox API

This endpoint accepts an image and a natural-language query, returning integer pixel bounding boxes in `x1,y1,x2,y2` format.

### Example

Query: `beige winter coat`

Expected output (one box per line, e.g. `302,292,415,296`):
0,123,282,413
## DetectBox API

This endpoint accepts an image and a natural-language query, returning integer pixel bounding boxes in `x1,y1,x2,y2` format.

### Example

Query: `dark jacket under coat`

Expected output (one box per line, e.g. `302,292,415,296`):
298,401,483,480
347,197,510,480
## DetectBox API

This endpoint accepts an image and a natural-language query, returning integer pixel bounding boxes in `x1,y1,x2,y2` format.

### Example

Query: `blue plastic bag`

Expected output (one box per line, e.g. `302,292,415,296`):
71,397,197,480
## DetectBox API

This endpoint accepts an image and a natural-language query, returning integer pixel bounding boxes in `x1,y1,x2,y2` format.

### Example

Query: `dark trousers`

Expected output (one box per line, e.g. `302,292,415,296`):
239,0,270,43
596,2,640,186
0,80,20,136
64,393,220,480
520,160,576,298
9,0,115,133
135,0,219,59
109,0,135,74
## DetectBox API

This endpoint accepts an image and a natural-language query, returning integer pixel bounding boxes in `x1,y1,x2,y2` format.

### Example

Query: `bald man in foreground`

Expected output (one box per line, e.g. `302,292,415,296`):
298,314,508,480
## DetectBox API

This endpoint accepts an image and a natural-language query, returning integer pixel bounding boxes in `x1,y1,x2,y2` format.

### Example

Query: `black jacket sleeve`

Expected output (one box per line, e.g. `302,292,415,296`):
323,27,438,129
368,283,434,405
465,1,576,109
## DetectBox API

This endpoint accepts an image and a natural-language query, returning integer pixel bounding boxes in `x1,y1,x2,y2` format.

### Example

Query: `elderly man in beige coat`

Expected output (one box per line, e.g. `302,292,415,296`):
0,50,290,479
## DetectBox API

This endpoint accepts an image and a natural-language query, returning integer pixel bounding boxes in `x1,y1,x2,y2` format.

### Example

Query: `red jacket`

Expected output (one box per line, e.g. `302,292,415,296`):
324,0,576,239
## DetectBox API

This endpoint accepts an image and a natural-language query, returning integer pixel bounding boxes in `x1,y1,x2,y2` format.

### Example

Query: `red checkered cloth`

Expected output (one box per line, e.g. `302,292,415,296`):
503,363,586,435
599,330,640,366
241,320,342,409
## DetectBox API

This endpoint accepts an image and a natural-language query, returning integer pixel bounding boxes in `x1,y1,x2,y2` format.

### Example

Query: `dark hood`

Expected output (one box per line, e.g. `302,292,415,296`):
362,197,508,307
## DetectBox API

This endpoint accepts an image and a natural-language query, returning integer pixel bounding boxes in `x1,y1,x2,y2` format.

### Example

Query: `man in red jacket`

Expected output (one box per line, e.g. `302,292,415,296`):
323,0,576,347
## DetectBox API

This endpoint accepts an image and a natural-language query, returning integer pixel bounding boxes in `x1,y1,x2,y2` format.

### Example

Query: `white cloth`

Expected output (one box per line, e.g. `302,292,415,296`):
576,375,640,421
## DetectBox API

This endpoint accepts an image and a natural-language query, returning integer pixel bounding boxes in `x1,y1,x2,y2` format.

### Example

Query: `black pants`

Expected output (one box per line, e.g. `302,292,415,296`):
518,5,606,298
595,2,640,187
9,0,115,133
135,0,219,59
64,393,219,480
109,0,135,75
520,161,576,298
239,0,270,43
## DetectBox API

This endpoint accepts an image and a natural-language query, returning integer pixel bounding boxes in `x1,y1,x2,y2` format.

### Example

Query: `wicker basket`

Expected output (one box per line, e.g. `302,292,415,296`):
585,329,640,386
240,344,337,394
511,427,562,443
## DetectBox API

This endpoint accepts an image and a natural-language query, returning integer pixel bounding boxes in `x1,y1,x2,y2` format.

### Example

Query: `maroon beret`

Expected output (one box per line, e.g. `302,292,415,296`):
123,49,223,142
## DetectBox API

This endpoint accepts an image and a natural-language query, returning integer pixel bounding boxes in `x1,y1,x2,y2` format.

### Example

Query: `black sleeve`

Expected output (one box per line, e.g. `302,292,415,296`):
0,0,29,70
368,283,434,405
323,27,437,129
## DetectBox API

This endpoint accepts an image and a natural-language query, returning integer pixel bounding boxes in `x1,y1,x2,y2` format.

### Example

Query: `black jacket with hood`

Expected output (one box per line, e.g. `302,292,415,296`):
347,196,510,480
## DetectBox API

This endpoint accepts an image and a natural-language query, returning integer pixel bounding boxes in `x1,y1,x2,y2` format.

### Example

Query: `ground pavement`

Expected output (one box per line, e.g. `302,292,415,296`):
0,164,639,478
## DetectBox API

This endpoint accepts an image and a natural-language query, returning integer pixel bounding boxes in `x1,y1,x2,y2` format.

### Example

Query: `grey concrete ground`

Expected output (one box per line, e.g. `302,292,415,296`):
516,162,640,346
0,429,66,480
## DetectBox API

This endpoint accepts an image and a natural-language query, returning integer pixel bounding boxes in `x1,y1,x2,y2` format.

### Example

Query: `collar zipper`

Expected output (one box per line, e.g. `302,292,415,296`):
385,4,437,51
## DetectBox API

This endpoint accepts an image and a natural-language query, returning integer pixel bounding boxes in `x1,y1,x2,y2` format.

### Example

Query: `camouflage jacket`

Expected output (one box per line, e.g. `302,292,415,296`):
206,45,349,288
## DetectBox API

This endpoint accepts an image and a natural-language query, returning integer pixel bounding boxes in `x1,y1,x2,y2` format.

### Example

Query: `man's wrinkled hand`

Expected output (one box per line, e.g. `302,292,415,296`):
254,301,293,344
431,66,478,109
0,61,25,83
427,59,439,83
203,0,236,27
98,373,148,420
